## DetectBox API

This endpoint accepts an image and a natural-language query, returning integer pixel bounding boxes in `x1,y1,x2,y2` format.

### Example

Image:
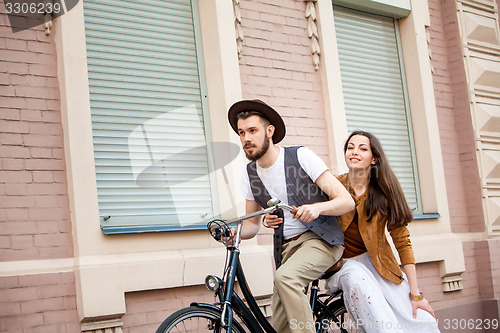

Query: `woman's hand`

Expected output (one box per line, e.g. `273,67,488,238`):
293,204,321,223
411,297,436,319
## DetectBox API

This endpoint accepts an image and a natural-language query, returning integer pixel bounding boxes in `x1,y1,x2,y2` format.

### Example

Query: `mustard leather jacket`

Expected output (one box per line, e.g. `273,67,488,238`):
337,174,416,284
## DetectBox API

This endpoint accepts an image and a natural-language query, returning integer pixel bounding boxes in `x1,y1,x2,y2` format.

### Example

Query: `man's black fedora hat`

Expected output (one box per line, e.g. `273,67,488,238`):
228,99,286,144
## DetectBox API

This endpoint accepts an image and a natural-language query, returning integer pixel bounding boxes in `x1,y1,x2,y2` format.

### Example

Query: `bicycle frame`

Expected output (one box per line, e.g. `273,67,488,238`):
197,200,347,333
226,249,276,333
200,201,291,333
207,248,346,333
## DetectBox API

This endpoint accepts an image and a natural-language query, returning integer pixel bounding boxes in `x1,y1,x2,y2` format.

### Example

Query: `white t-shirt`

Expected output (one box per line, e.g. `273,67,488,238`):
241,146,329,240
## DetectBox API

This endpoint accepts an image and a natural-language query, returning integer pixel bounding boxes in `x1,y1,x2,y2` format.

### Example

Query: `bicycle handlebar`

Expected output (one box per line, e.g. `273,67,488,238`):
225,200,298,225
208,198,298,246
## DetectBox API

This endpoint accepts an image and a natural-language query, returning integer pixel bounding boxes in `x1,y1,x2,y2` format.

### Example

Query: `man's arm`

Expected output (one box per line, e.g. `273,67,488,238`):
239,199,263,239
294,171,355,223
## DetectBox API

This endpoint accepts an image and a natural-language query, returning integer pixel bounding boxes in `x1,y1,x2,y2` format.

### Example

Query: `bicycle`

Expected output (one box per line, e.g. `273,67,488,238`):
156,198,360,333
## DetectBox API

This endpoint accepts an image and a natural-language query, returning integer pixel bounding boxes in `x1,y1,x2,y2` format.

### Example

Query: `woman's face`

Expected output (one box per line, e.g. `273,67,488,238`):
345,135,376,171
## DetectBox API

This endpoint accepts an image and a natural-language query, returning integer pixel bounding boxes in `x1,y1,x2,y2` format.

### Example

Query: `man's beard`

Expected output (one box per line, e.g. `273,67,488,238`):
244,137,270,161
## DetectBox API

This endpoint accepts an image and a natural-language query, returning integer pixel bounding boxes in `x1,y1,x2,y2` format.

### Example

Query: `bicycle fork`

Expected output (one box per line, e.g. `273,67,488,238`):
220,247,240,332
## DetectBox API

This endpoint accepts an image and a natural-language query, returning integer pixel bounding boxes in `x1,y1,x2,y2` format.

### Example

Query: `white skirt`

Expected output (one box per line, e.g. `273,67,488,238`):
325,252,440,333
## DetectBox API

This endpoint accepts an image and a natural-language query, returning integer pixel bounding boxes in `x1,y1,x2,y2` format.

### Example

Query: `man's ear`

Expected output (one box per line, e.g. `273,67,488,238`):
267,124,275,139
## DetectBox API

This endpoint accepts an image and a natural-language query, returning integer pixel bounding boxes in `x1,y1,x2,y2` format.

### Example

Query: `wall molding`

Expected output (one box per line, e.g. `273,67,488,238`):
456,0,500,236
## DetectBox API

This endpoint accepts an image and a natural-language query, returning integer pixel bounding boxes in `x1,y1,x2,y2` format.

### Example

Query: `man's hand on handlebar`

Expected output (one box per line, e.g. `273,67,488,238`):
293,204,321,223
220,227,236,245
262,210,283,229
263,204,319,227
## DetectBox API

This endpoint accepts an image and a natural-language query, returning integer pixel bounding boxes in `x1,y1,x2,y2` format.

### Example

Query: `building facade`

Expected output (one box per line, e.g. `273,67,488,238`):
1,0,499,332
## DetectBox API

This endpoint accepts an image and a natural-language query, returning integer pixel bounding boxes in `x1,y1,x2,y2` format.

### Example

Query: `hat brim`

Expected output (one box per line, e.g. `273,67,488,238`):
228,100,286,144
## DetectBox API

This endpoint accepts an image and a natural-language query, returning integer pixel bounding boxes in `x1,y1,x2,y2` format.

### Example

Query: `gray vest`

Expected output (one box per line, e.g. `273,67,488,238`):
247,146,344,268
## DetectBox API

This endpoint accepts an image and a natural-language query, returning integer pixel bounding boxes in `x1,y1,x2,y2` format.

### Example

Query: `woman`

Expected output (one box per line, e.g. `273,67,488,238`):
325,131,440,332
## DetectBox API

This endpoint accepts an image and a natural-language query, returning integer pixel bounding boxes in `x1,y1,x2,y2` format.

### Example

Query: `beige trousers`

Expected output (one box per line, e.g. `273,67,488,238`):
272,231,344,333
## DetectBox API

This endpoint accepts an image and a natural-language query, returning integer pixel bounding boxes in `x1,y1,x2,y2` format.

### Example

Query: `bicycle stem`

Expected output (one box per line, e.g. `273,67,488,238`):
233,222,243,248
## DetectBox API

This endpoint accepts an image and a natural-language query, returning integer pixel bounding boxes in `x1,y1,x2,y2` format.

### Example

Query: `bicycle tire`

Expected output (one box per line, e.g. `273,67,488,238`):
316,300,361,333
156,306,245,333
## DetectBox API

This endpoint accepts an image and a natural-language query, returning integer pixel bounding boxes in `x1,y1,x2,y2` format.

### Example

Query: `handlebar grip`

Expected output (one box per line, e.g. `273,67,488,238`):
291,206,298,215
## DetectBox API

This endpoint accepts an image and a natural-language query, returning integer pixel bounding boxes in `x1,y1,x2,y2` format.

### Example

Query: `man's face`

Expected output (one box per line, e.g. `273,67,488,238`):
237,115,273,161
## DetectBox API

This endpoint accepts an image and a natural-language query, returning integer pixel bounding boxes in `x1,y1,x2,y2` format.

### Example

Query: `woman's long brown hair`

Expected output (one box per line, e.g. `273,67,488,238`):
344,131,413,228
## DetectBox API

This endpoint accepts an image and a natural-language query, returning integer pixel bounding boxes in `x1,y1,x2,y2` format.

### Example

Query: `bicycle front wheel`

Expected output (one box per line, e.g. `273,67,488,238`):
316,300,361,333
155,306,245,333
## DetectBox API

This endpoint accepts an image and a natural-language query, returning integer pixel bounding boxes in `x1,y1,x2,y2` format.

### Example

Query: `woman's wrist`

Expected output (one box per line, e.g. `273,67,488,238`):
409,291,424,301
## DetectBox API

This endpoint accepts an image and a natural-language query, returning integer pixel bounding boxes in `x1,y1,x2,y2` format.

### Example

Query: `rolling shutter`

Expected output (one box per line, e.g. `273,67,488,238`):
333,6,421,212
83,0,217,232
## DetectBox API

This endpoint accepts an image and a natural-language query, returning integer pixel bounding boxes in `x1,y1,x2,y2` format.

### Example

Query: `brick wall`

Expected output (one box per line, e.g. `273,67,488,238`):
237,0,331,246
427,0,484,233
432,241,500,331
122,285,214,333
238,0,330,161
0,7,77,333
0,272,79,332
0,8,73,262
490,239,500,299
418,242,483,312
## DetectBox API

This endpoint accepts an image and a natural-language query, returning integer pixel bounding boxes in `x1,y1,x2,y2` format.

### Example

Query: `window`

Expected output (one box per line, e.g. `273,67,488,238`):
83,0,218,233
333,6,422,212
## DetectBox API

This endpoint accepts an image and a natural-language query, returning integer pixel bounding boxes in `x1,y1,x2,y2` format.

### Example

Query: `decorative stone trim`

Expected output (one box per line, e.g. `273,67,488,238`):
442,275,464,292
233,0,244,59
44,0,53,35
81,318,123,333
305,0,321,70
456,0,500,236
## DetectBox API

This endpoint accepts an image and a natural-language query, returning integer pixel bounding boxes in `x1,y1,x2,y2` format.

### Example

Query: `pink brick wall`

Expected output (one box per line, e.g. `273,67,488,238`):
0,10,73,261
432,241,500,331
419,242,484,312
417,240,498,318
0,9,77,333
122,285,214,333
238,0,330,162
428,0,484,233
0,272,79,332
237,0,332,246
486,239,500,299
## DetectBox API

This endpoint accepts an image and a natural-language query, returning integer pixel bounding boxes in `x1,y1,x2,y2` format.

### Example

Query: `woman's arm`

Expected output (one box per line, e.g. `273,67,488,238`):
390,226,436,318
402,264,436,319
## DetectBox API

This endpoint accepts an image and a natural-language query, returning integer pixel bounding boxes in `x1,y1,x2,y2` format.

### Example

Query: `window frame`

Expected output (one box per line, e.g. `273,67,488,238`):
81,0,221,234
333,5,424,214
394,16,424,216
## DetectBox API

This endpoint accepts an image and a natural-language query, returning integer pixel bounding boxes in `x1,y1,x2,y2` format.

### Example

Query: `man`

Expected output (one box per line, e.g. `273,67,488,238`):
228,99,355,333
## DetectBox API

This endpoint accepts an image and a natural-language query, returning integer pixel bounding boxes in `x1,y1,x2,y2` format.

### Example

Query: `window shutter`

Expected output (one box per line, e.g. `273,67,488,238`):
83,0,217,232
333,6,421,212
